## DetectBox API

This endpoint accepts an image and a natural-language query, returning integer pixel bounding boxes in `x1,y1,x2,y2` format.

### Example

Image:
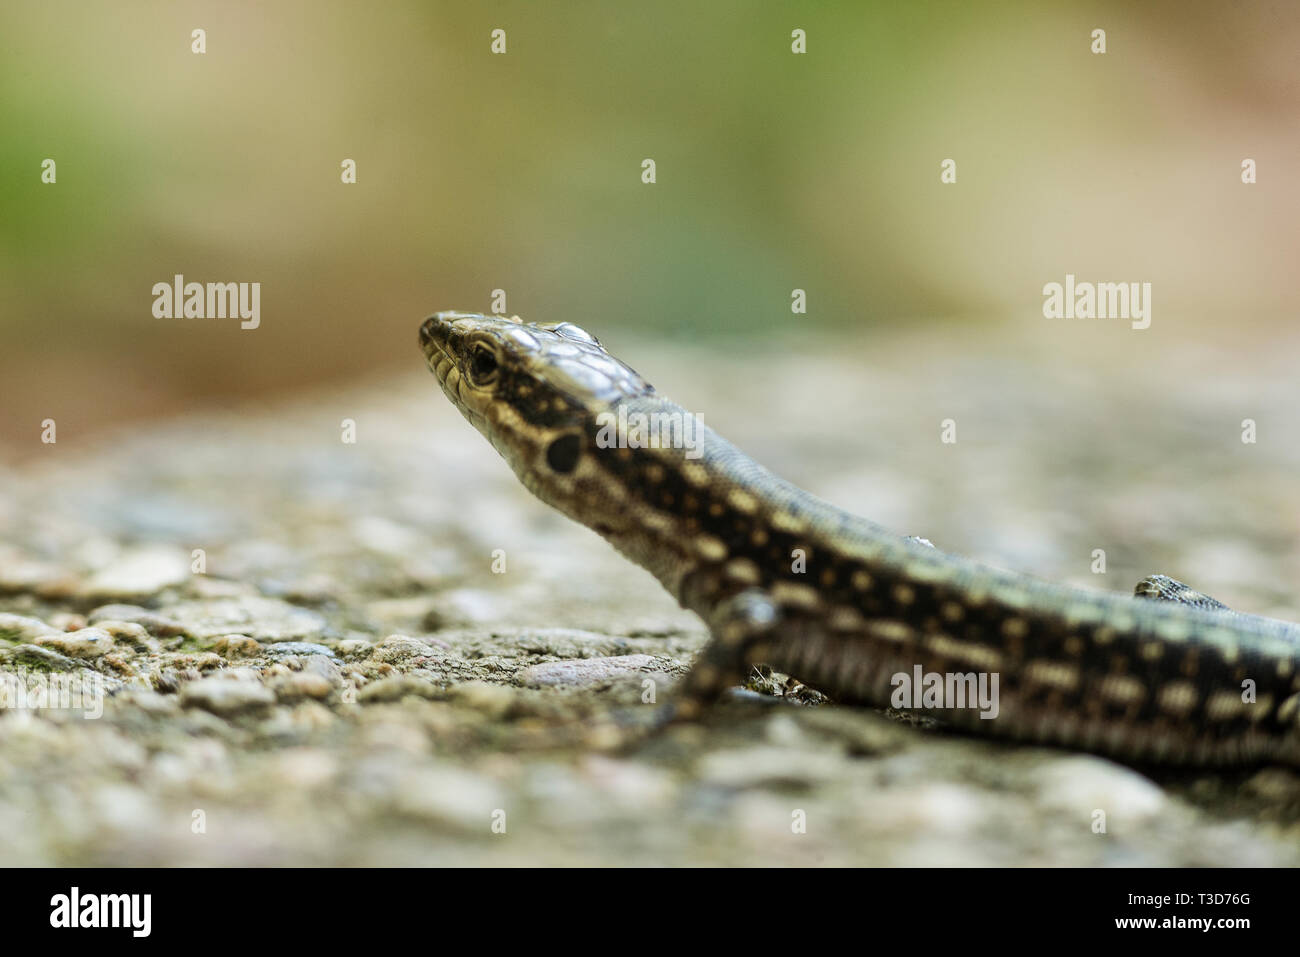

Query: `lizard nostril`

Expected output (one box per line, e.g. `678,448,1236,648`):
419,316,443,350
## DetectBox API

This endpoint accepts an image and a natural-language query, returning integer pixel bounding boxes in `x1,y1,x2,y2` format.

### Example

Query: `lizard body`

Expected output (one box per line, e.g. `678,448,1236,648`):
421,311,1300,766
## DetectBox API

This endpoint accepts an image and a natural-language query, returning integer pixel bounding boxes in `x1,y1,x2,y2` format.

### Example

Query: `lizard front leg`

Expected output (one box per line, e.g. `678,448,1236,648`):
570,589,783,751
671,589,783,720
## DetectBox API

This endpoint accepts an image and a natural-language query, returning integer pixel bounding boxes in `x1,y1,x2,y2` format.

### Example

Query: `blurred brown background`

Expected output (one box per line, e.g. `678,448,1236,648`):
1,0,1297,451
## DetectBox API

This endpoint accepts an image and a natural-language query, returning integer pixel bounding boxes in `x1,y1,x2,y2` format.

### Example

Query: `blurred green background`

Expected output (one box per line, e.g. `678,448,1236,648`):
2,0,1297,448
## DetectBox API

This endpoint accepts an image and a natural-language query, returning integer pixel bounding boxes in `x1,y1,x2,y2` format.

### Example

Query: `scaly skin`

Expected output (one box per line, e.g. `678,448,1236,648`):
420,311,1300,766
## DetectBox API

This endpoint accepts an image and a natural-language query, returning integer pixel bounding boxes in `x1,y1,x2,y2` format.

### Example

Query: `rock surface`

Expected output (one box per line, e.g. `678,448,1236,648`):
1,327,1298,865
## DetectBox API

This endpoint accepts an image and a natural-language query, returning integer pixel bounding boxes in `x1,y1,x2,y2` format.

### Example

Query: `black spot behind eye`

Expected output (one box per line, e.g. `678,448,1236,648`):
545,433,582,473
468,344,499,385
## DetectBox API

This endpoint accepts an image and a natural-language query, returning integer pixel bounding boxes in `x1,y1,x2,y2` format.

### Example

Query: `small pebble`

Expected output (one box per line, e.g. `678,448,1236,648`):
0,613,62,642
390,765,504,831
1035,756,1167,822
695,746,847,789
274,672,334,702
370,635,446,663
448,680,515,718
180,677,276,715
87,605,187,636
3,644,79,672
357,675,440,703
212,634,263,658
517,654,661,688
93,620,158,653
264,641,336,659
164,597,327,642
82,546,190,598
35,628,114,660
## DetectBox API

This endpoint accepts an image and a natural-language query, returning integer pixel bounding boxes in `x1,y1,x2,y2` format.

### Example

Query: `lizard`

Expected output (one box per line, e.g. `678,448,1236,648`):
420,310,1300,766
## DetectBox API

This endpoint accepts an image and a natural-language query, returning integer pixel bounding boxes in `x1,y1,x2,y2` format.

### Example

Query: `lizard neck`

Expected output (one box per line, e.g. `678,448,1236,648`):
576,393,918,617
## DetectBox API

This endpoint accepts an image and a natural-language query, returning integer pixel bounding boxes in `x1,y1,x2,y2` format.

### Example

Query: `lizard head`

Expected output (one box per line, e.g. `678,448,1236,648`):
419,311,656,520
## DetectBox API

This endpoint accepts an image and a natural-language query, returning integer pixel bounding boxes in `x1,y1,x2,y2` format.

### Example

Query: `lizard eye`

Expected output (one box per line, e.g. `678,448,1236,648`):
466,342,499,386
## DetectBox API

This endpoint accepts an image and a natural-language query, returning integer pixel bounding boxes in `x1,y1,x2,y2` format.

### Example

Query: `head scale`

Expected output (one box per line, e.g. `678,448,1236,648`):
419,311,654,521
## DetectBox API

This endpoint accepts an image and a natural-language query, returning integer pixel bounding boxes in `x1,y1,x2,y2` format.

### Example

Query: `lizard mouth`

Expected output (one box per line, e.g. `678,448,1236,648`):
422,337,477,423
424,346,454,394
